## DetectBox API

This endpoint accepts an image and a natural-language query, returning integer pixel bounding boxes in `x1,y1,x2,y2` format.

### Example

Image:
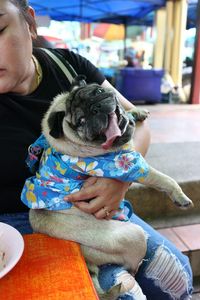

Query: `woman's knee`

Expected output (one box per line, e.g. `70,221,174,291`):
143,245,193,299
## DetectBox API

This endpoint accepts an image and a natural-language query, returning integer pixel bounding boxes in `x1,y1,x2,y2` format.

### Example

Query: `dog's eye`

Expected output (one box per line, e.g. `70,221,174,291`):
77,117,86,127
94,88,104,95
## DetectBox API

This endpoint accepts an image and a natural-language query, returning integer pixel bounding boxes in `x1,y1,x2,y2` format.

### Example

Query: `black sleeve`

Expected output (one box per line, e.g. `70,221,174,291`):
53,49,106,85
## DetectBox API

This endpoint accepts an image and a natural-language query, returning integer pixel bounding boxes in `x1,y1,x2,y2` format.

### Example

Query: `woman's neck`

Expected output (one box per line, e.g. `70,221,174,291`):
13,55,42,95
30,55,42,92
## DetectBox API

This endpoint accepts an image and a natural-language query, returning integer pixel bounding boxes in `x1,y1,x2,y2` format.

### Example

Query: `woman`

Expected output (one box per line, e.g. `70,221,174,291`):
0,1,193,299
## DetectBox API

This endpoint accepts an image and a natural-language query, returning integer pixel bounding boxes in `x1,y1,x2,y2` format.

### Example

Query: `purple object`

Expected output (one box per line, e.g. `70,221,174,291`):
116,68,164,103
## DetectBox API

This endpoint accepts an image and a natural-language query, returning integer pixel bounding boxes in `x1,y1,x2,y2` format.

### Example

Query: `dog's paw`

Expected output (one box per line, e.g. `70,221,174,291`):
129,108,149,122
173,193,194,209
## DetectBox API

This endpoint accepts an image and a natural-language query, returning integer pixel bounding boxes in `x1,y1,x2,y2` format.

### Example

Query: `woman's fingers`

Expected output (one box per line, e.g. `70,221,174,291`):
73,197,106,214
64,181,98,203
82,177,98,188
94,207,120,220
64,177,130,218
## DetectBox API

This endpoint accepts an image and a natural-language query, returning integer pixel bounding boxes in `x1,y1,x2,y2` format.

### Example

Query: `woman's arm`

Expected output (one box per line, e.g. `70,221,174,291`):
65,80,151,219
101,79,135,110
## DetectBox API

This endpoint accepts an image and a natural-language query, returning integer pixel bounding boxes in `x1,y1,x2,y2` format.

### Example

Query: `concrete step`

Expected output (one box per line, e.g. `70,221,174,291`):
134,105,200,298
125,141,200,228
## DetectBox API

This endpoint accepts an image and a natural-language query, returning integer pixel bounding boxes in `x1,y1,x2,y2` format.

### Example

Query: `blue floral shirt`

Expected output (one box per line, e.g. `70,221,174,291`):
21,135,149,220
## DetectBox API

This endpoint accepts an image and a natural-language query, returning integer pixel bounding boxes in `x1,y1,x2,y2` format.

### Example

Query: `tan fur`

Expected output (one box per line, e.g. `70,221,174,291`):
42,92,130,157
30,86,193,299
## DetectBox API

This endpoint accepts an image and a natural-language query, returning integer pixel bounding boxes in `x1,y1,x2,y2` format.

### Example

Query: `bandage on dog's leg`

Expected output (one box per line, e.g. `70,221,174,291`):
115,270,146,299
116,270,135,293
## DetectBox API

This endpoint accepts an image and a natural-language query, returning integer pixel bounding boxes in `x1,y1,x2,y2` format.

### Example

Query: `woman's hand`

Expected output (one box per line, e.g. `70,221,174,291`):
64,177,130,219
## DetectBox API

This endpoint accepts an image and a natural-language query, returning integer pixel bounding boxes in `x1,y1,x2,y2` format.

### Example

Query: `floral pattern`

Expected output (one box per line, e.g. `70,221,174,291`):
21,135,149,217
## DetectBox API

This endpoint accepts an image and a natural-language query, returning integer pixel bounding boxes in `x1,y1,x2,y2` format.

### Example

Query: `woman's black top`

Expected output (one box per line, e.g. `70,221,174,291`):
0,48,105,213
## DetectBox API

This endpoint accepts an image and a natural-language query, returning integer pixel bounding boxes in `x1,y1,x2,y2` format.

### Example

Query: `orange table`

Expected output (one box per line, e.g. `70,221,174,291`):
0,234,98,300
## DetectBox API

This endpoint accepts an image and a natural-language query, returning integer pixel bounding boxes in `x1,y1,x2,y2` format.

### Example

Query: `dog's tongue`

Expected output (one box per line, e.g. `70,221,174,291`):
102,112,121,150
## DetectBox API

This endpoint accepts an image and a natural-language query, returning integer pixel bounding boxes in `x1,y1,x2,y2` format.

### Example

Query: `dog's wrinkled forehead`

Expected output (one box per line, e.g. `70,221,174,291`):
68,83,117,117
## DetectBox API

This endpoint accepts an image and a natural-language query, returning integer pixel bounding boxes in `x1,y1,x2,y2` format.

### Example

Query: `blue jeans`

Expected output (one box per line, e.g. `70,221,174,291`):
98,213,193,300
0,211,193,300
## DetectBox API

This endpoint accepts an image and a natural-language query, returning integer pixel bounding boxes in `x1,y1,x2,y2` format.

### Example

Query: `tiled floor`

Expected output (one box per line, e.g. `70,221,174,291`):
141,104,200,144
141,103,200,297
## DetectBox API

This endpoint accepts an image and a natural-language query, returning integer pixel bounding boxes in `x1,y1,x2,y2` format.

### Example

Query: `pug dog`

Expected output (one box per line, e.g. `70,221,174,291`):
22,76,193,300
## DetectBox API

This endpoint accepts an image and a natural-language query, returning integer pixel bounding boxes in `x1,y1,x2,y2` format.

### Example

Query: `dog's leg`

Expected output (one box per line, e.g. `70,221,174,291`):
87,260,147,300
29,208,147,272
86,262,122,300
129,107,149,121
140,166,193,208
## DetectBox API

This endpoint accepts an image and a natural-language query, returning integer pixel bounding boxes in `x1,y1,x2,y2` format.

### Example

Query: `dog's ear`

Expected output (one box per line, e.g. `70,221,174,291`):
71,75,87,90
48,111,65,139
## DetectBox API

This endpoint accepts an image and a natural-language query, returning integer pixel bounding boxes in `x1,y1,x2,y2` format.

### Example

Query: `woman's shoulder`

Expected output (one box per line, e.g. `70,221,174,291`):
33,47,105,85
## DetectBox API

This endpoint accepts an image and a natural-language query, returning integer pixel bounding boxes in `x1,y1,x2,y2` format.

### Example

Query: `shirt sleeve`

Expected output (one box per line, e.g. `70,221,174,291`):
62,150,149,183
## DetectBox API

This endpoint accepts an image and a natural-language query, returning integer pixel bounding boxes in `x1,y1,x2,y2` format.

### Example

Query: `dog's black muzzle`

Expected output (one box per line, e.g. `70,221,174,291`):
69,84,134,148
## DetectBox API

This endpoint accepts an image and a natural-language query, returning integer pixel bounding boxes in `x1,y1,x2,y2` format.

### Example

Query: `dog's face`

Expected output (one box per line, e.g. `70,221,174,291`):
45,77,135,151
